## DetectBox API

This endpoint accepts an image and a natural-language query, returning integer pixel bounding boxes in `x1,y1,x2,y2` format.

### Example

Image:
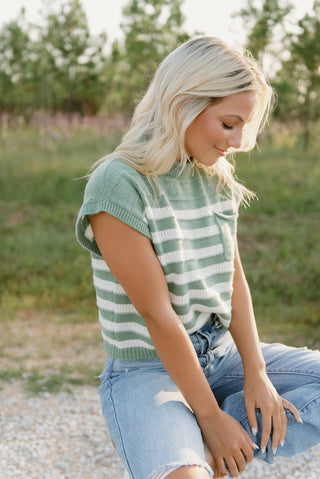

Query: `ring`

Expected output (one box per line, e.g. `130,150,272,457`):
281,410,286,415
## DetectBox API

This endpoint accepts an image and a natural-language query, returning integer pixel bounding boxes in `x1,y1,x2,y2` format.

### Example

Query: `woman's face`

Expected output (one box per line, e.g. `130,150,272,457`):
185,91,257,166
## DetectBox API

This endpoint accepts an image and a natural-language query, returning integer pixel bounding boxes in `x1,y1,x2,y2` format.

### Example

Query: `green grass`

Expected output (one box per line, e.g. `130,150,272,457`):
0,123,123,319
0,119,319,393
236,136,320,347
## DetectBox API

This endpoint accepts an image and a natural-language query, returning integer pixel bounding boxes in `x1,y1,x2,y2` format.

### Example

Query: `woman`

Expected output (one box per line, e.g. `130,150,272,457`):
76,37,320,478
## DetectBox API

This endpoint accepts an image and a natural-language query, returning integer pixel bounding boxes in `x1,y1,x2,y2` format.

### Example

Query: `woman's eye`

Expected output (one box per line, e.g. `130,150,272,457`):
222,122,233,130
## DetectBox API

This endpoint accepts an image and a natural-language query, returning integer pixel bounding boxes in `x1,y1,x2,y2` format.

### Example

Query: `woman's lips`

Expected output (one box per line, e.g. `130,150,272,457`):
214,146,226,156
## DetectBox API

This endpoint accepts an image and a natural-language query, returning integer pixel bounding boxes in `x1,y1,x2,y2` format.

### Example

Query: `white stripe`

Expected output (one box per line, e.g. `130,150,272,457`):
97,293,230,325
169,283,230,306
94,276,230,310
94,275,126,294
145,200,235,221
179,302,231,324
97,297,137,314
92,257,233,285
219,316,231,328
101,330,154,350
214,199,235,213
183,312,211,330
159,244,223,265
100,314,230,352
92,257,110,272
186,312,221,334
96,293,230,320
99,314,149,336
165,261,233,284
151,224,219,243
84,223,94,241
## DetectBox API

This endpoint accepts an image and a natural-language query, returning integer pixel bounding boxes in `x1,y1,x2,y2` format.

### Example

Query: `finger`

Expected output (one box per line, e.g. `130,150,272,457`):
204,445,224,476
205,448,223,478
211,461,225,479
271,410,282,452
241,441,255,464
234,451,247,474
260,411,272,452
241,424,260,452
204,443,225,475
225,456,240,478
215,455,229,476
246,402,258,437
282,398,303,424
279,408,287,446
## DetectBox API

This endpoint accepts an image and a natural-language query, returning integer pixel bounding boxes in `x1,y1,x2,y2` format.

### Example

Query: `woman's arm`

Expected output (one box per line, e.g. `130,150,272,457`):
229,237,301,452
89,211,256,477
90,212,218,415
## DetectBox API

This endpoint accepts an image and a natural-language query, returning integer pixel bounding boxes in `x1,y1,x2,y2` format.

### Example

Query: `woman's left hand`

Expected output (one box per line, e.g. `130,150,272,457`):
244,370,301,453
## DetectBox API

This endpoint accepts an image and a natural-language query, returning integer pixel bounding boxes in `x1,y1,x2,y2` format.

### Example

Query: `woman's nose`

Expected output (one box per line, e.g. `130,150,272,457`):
228,130,242,149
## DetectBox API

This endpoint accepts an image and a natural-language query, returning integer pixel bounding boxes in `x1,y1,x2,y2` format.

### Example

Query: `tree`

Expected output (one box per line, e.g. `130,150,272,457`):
273,1,320,148
233,0,320,148
38,0,108,114
0,10,34,116
233,0,293,70
106,0,190,114
0,1,109,117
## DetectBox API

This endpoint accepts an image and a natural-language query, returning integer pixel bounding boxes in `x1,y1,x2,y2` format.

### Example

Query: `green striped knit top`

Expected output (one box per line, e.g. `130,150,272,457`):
76,158,239,360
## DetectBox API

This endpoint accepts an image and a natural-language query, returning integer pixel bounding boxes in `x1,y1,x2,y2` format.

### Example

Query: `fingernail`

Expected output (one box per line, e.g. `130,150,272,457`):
251,427,258,436
261,446,266,454
252,442,259,450
272,447,277,455
280,440,285,447
298,417,303,424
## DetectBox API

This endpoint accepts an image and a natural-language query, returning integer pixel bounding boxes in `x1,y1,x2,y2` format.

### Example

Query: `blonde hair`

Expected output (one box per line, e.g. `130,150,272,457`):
95,36,274,202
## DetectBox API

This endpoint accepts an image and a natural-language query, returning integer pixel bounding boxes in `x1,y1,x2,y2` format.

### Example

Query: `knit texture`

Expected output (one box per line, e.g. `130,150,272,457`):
76,159,239,360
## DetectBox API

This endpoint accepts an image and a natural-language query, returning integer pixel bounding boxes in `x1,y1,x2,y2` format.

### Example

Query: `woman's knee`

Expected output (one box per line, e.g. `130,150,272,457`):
166,465,211,478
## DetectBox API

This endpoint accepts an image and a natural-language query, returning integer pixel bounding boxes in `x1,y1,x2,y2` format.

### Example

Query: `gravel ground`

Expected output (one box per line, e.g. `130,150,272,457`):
1,382,320,479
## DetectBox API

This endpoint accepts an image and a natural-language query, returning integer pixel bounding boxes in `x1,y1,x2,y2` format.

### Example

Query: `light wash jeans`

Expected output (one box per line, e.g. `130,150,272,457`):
99,316,320,479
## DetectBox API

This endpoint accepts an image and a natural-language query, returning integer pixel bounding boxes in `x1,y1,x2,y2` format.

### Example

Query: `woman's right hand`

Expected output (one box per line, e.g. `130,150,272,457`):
199,408,257,478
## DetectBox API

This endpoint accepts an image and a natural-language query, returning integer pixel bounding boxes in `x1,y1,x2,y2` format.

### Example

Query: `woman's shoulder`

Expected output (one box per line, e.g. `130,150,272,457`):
87,158,146,195
93,158,141,181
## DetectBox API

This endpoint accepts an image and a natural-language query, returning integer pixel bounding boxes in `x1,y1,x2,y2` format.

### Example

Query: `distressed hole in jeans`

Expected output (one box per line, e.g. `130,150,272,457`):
149,464,212,479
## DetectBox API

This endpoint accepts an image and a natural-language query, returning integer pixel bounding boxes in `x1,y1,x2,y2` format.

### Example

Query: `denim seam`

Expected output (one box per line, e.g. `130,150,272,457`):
299,393,320,413
269,371,320,378
108,382,134,478
223,371,320,379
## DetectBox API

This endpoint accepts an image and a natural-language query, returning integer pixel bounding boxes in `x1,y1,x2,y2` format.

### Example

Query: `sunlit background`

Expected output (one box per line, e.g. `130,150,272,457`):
0,0,319,395
1,0,316,44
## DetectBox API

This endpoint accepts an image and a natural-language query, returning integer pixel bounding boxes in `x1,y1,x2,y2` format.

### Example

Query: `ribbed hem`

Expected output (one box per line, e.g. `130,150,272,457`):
103,340,158,360
76,198,151,255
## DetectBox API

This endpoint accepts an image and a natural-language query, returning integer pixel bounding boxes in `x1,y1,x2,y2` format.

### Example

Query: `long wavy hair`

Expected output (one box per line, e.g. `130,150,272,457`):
94,36,274,202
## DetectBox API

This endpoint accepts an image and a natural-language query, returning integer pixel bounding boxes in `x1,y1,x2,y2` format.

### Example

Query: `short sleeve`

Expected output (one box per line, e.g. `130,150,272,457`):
75,159,151,255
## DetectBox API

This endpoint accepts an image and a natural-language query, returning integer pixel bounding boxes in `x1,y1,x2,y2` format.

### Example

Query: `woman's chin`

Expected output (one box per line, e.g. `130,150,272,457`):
197,156,220,167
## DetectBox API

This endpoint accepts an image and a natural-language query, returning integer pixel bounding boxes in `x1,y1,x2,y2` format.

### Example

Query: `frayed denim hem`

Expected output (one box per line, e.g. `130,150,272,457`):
147,460,214,479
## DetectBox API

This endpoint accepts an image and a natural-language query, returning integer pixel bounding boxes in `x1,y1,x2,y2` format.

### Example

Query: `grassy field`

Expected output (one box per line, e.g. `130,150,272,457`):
0,116,319,393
